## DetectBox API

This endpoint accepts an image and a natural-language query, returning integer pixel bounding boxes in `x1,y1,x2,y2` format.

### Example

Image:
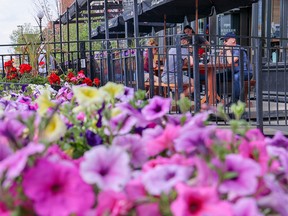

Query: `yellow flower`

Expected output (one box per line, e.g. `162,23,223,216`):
100,82,124,101
36,90,56,116
41,114,66,143
72,86,105,106
111,107,122,117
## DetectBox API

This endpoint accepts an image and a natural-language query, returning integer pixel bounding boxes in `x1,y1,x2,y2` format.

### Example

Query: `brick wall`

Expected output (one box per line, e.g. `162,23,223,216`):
60,0,74,14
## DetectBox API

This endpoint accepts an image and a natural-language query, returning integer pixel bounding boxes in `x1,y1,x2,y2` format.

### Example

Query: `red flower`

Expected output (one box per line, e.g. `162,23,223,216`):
19,64,32,74
4,60,13,68
48,73,61,85
93,78,101,86
6,73,17,80
11,67,17,73
67,72,75,80
82,77,93,86
78,70,85,75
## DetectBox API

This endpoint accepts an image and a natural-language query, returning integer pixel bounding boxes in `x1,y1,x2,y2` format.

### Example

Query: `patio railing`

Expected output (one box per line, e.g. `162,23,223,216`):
0,34,288,132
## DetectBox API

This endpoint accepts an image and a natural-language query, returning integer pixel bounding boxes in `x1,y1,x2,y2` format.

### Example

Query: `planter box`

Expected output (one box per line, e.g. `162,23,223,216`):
0,82,63,93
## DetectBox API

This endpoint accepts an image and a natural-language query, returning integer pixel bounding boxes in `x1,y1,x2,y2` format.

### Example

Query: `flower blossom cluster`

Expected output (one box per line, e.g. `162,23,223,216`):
0,82,287,216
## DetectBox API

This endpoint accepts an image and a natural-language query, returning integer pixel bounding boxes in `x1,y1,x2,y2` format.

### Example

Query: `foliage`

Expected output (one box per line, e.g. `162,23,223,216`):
0,83,287,216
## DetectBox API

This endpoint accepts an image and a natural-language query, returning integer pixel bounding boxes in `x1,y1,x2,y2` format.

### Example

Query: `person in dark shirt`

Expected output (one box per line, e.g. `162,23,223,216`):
183,25,210,46
217,32,253,103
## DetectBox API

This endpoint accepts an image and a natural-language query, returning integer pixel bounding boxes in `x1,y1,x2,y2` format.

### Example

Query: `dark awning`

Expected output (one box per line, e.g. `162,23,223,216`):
124,0,258,23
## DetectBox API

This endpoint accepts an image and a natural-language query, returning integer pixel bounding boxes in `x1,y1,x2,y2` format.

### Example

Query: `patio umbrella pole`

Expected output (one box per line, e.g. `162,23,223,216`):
164,14,167,57
195,0,198,34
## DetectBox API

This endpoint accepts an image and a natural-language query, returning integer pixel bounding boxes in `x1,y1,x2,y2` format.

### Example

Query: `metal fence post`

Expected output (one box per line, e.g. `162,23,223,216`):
192,35,200,112
255,38,263,131
176,35,183,100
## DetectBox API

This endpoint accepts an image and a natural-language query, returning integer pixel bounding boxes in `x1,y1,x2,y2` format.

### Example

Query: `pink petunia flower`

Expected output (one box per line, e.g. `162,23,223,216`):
239,140,270,174
143,124,181,156
94,190,133,216
171,183,233,216
219,154,261,200
23,158,95,216
80,145,131,191
0,143,45,187
142,154,193,172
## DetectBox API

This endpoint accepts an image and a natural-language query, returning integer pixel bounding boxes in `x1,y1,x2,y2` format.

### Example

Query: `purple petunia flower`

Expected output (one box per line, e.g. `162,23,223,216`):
233,197,263,216
85,130,103,147
117,86,134,102
265,131,288,150
112,134,147,168
267,146,288,175
142,164,193,195
0,136,12,161
0,118,26,147
219,154,261,200
258,174,288,215
174,125,215,154
105,112,138,136
80,145,131,191
141,96,171,121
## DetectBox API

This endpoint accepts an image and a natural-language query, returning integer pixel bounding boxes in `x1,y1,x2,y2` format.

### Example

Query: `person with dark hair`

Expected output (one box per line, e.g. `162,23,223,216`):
217,32,253,104
183,25,210,46
161,35,194,97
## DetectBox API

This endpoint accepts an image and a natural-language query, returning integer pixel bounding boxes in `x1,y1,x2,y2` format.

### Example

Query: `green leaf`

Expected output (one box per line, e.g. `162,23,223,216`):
223,171,238,180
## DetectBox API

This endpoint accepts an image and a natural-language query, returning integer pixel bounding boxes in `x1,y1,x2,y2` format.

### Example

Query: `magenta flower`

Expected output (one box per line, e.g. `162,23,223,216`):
142,164,193,195
142,154,193,172
112,134,147,168
0,143,45,187
124,179,146,201
143,124,181,156
136,203,161,216
23,159,95,216
239,140,269,174
233,198,263,216
171,183,233,216
245,128,265,141
80,145,131,191
219,154,261,200
95,190,133,216
141,96,171,121
0,136,12,161
0,202,10,216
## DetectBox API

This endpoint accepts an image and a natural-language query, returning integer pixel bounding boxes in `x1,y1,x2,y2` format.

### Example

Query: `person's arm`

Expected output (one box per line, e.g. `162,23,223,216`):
225,49,239,65
204,40,210,46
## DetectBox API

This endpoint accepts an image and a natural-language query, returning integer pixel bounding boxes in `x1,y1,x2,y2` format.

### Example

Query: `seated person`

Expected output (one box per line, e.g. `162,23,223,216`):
143,38,159,83
161,35,194,97
217,32,253,103
184,25,209,91
183,25,210,46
